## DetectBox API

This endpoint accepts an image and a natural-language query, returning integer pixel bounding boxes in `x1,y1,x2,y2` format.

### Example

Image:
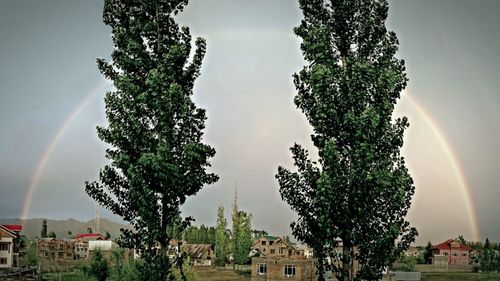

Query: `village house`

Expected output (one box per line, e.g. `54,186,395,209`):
432,239,471,265
404,246,422,258
251,236,301,258
251,256,315,281
0,224,22,268
182,244,215,267
74,233,104,259
37,238,75,260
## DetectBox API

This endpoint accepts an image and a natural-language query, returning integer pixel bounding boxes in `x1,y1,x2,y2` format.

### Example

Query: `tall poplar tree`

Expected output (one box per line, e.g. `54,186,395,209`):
85,1,218,280
277,0,417,280
215,205,228,266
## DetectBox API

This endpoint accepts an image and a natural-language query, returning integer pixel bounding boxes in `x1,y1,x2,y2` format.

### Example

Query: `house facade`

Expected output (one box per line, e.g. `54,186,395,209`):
432,239,471,265
74,233,104,259
251,256,315,281
37,238,75,260
251,236,301,258
0,225,21,268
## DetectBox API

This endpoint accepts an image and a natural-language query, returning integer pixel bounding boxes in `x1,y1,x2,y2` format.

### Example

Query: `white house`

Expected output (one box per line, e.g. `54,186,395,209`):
0,225,20,268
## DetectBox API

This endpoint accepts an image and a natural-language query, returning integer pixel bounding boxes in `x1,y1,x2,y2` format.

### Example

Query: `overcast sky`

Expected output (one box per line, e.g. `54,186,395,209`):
1,0,499,245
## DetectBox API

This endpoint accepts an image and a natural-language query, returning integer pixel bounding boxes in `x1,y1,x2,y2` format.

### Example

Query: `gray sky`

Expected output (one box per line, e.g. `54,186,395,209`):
1,0,499,245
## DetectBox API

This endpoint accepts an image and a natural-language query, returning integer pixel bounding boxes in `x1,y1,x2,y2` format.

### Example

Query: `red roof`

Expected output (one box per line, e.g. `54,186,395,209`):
75,233,102,239
2,225,22,232
433,239,471,251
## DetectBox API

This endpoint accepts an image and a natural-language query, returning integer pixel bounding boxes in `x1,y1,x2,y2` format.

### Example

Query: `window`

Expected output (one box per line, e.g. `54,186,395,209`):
0,258,6,265
270,241,274,245
270,249,275,254
0,243,8,251
258,263,267,275
453,252,458,257
463,253,468,256
443,252,448,256
262,241,267,246
284,264,296,277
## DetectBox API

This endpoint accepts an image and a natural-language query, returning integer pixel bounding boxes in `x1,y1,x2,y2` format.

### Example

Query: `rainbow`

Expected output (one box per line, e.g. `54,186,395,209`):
20,79,109,221
405,91,480,242
19,83,480,242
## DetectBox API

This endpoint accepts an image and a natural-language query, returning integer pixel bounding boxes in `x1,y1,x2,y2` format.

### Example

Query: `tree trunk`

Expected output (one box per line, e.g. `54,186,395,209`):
342,243,353,281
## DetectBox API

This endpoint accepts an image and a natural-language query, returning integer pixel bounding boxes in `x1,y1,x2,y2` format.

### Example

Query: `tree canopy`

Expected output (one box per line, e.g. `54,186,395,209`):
277,0,417,280
85,1,217,280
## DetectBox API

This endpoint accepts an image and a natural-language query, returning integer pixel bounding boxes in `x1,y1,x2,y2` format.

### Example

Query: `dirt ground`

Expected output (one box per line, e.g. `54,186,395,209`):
194,269,251,281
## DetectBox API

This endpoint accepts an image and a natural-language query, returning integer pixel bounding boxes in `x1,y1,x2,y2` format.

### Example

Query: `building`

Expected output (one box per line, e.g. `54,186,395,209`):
251,256,315,281
251,236,301,258
74,233,104,259
432,239,471,265
182,244,215,267
404,246,422,258
37,238,75,260
0,225,22,268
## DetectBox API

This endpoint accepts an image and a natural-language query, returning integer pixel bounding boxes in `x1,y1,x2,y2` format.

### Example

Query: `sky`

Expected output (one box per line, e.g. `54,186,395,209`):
0,0,499,245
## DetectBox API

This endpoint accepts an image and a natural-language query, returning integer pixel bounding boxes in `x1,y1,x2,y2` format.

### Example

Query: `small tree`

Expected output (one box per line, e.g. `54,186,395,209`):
86,249,109,281
40,219,47,238
215,205,228,266
423,241,433,264
233,211,253,265
400,255,416,272
23,240,38,267
48,231,56,239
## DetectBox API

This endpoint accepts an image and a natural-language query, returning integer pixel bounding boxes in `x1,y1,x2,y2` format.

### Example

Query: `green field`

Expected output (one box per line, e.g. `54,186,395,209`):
422,272,500,281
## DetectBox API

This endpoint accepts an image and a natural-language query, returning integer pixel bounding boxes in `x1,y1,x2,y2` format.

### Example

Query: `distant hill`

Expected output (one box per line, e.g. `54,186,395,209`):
0,218,132,240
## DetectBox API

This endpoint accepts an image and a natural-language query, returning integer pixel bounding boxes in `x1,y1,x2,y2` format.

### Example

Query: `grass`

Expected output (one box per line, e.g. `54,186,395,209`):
422,272,500,281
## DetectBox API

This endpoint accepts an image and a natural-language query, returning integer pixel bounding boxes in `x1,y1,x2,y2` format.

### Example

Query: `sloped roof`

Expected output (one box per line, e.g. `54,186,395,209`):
75,233,103,239
182,244,212,259
433,239,471,251
0,225,17,238
2,225,22,232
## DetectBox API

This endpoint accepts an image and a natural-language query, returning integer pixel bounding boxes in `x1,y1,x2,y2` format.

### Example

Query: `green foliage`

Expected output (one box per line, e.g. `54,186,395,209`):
85,250,109,281
423,241,433,264
23,240,38,267
276,0,417,280
479,238,500,273
172,257,197,281
215,205,228,266
105,231,111,240
184,225,215,245
231,192,253,265
85,1,217,280
456,235,467,245
400,255,417,272
233,210,253,265
41,219,47,238
48,231,57,238
252,229,268,238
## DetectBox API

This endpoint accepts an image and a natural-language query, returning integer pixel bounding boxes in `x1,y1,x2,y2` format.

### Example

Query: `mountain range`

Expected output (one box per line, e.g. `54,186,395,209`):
0,218,132,240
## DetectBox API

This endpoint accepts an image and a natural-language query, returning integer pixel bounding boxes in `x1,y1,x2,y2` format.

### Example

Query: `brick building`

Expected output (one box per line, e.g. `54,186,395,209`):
251,236,301,258
251,256,315,281
37,238,75,260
